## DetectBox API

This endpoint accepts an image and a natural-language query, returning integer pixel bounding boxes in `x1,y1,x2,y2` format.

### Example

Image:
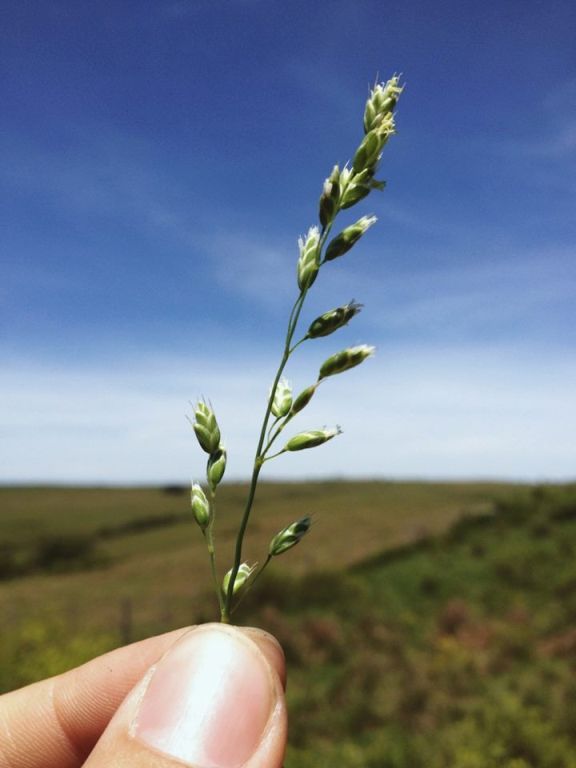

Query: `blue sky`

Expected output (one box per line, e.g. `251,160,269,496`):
1,0,575,482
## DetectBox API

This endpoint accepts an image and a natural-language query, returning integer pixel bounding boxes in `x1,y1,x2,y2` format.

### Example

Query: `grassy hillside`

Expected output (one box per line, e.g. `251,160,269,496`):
241,483,576,767
0,481,512,654
3,481,575,766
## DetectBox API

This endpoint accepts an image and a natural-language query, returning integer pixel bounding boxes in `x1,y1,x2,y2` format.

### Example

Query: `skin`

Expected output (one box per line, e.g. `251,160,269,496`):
0,625,287,768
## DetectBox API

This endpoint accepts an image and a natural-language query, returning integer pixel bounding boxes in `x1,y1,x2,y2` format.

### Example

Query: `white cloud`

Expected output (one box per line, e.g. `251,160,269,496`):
468,119,576,160
202,232,296,307
0,128,206,251
311,247,576,341
1,345,575,483
487,123,576,159
464,77,576,161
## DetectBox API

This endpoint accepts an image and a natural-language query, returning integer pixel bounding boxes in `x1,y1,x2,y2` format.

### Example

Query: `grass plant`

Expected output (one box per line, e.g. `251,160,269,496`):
188,76,404,621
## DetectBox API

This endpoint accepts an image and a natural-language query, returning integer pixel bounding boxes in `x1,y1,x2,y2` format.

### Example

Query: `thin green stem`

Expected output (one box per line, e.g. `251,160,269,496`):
286,292,303,341
266,415,282,444
204,488,225,618
262,448,286,463
262,419,289,457
204,525,223,614
222,204,342,621
223,292,307,618
264,380,328,455
288,336,308,355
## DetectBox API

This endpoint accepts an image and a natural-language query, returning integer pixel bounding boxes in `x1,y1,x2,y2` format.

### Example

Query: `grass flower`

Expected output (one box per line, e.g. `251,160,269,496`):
306,301,363,339
290,384,318,415
192,400,221,455
318,345,376,380
285,427,342,452
191,483,211,530
207,447,226,492
324,216,377,262
269,516,312,556
297,226,321,290
271,378,293,418
222,562,257,598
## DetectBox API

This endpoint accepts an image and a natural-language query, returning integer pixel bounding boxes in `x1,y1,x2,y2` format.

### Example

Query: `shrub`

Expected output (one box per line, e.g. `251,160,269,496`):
32,533,100,572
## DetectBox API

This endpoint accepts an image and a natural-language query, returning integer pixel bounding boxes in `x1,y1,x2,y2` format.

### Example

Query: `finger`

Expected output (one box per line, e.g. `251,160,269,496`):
85,623,287,768
0,627,191,768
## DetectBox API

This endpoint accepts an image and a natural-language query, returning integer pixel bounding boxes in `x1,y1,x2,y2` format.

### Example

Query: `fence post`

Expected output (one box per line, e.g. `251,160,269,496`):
119,596,133,645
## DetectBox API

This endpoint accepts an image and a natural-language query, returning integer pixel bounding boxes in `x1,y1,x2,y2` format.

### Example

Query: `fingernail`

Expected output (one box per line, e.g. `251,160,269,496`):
133,626,275,768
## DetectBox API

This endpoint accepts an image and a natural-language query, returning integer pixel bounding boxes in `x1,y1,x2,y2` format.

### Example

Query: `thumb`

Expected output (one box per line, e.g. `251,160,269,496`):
84,624,287,768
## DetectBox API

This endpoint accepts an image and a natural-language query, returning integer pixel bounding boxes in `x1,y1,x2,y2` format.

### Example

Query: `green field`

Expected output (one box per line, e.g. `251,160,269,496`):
2,481,576,767
0,481,509,644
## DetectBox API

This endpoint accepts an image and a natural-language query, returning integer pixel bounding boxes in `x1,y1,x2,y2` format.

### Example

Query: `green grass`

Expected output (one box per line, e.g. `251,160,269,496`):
0,481,514,643
3,480,575,766
241,483,576,767
0,480,513,577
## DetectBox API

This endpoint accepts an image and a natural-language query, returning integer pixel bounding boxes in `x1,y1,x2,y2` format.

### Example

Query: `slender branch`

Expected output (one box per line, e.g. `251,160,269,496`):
262,448,286,463
267,415,282,443
262,420,288,457
223,292,307,618
204,524,223,616
288,337,308,355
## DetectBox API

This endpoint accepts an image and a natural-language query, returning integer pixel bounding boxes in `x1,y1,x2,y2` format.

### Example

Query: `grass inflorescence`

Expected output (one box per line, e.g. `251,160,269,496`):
188,76,404,621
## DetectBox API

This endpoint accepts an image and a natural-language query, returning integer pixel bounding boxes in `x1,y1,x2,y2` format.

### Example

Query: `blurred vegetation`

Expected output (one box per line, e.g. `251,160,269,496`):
2,481,576,766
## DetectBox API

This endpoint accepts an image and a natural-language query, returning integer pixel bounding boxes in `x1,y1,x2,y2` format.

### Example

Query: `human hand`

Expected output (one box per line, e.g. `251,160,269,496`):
0,624,287,768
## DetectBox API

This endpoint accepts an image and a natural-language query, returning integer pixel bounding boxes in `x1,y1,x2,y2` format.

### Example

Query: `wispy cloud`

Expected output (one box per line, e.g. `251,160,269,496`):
2,346,575,483
468,77,576,160
478,122,576,159
185,223,576,349
313,246,576,343
543,77,576,114
202,232,296,308
0,127,205,249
